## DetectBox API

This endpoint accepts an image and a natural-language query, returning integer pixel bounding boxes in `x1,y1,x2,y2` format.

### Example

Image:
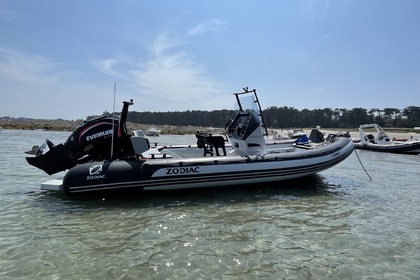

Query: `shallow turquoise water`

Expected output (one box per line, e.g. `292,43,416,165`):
0,129,419,279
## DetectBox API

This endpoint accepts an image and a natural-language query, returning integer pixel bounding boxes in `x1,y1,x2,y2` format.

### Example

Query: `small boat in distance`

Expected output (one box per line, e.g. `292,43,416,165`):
144,127,161,136
354,124,420,155
25,87,354,196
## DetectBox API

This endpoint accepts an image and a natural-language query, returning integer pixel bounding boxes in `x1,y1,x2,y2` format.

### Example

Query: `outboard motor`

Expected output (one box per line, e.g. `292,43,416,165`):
26,100,135,175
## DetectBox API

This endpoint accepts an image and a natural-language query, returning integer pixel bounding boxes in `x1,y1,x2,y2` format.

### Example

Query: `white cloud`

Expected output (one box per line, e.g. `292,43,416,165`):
0,28,230,118
0,47,114,119
128,34,227,111
96,33,228,111
151,33,183,56
187,18,227,37
0,47,69,86
94,55,130,80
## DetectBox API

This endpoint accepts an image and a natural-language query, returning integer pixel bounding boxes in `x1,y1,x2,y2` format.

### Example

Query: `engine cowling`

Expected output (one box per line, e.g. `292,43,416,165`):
26,100,134,175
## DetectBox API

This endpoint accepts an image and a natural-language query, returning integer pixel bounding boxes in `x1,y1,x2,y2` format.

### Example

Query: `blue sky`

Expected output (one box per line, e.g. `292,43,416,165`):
1,0,419,120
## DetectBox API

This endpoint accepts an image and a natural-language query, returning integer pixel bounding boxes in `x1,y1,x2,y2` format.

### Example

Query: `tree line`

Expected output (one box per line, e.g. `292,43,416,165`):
263,106,420,128
93,106,420,129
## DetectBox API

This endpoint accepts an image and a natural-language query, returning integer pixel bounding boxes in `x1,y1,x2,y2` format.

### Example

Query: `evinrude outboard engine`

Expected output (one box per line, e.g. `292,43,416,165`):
26,100,135,175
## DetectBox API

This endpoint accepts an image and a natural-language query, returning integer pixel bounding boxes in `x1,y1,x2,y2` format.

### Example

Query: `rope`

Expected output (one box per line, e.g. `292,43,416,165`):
354,149,373,180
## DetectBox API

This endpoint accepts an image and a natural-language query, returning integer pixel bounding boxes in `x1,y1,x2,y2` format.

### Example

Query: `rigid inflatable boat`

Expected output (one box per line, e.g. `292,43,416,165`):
354,124,420,155
26,88,354,196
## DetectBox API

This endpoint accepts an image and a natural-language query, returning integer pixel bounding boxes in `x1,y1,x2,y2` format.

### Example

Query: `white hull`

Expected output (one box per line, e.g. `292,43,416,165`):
144,128,161,136
355,124,420,155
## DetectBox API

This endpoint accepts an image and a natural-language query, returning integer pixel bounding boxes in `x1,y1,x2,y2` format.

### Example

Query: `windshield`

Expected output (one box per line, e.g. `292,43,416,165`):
236,94,258,113
233,88,268,136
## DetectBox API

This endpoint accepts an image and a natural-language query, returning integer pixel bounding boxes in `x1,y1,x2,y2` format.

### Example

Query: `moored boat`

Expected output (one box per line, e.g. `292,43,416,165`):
25,88,354,196
144,127,161,136
354,124,420,155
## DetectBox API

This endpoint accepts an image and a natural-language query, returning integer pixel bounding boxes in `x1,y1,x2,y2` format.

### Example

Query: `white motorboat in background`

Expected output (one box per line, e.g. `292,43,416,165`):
144,127,161,136
354,124,420,155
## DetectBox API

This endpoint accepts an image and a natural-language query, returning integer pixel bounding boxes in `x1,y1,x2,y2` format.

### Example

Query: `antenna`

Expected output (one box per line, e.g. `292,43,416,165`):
110,82,116,159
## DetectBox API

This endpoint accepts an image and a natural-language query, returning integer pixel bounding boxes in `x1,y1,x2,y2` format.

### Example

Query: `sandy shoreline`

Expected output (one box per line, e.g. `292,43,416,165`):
1,120,419,140
0,120,214,135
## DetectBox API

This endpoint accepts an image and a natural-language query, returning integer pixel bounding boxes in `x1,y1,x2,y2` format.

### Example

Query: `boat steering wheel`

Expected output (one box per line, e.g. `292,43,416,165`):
225,119,233,131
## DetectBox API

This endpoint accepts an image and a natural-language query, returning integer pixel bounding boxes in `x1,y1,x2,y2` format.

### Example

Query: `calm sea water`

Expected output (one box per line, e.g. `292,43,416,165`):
0,129,419,279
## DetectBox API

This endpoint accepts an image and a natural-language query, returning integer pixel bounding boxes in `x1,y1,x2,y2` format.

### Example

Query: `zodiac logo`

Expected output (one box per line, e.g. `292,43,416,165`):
89,164,103,175
87,164,105,180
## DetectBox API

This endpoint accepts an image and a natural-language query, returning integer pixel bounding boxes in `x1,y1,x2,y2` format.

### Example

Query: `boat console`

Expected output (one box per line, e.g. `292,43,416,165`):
225,88,268,156
226,111,260,140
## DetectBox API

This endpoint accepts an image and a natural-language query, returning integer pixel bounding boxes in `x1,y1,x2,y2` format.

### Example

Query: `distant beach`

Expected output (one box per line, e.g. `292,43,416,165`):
0,119,216,135
1,119,419,140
